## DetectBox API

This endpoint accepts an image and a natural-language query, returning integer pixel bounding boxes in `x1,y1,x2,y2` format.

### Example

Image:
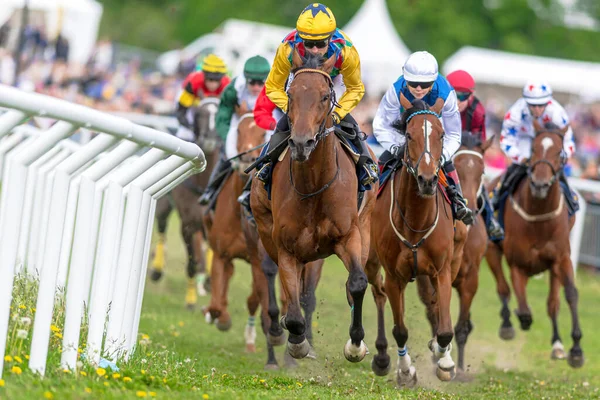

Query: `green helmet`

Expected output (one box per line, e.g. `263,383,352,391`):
243,55,270,81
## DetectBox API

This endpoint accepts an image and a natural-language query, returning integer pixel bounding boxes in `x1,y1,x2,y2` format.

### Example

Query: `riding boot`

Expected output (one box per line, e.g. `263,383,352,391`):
237,177,253,214
480,188,504,242
558,171,580,215
256,116,291,183
198,156,232,205
340,113,378,186
491,162,528,210
443,160,475,225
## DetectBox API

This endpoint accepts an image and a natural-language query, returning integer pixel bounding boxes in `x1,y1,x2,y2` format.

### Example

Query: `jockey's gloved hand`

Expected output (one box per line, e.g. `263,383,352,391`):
331,112,341,125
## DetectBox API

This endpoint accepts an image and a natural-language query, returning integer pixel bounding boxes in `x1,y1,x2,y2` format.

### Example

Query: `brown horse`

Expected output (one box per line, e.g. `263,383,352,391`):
450,132,493,371
486,121,583,368
368,97,467,386
151,97,221,308
250,50,377,362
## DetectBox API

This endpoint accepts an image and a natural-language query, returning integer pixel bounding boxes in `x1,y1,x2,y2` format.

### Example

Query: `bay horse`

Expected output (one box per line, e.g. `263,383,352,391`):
250,49,377,362
449,132,493,371
368,96,467,386
150,97,221,308
486,120,583,368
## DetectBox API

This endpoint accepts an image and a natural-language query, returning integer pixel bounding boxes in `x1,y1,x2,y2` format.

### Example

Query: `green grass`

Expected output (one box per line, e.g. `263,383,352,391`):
2,213,599,399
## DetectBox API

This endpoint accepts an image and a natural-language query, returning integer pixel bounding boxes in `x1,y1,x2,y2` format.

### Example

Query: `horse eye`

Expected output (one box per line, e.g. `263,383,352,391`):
321,95,329,102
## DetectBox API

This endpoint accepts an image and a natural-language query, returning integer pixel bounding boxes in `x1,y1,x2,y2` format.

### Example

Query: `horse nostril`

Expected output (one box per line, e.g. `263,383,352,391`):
306,139,316,148
288,139,296,149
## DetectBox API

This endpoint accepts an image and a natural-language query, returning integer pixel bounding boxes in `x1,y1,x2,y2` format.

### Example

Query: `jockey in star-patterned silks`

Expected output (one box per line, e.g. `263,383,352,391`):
373,51,474,225
493,80,579,214
253,2,379,190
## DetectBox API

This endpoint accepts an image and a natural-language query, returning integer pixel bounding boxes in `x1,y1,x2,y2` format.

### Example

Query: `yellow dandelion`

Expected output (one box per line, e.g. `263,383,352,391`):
221,374,227,378
54,332,62,339
4,355,12,363
163,378,167,384
18,305,26,309
202,395,209,400
77,348,82,354
178,321,184,327
80,371,87,377
296,382,302,387
141,334,150,340
25,355,29,360
136,391,147,398
96,368,106,377
104,382,109,387
149,392,156,397
43,391,54,399
259,379,265,383
0,379,5,387
141,369,146,375
14,356,22,364
172,331,180,337
63,369,71,374
123,377,132,383
11,366,22,375
50,325,60,332
112,373,121,379
85,387,92,393
203,375,208,379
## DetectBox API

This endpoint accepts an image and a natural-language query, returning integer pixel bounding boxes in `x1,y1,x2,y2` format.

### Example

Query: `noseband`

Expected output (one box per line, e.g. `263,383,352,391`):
403,110,444,180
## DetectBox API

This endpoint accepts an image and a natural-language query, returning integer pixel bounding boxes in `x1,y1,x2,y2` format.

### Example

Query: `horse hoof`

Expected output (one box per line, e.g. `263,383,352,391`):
499,326,515,340
344,339,368,363
267,332,286,347
371,354,391,377
287,338,311,359
515,311,533,331
150,269,163,282
264,363,279,371
185,303,196,311
216,318,232,332
568,350,584,368
204,310,214,324
245,343,256,353
396,366,417,388
551,342,566,360
306,346,317,360
436,364,456,382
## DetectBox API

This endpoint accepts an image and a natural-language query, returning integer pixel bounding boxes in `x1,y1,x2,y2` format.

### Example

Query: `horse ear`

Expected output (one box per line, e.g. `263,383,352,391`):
481,134,494,152
292,45,304,69
322,52,336,74
532,118,543,135
431,98,444,115
399,92,412,111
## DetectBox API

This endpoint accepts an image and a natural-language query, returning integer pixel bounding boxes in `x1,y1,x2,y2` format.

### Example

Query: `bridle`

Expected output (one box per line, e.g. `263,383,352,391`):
402,109,444,180
527,131,565,189
452,149,485,203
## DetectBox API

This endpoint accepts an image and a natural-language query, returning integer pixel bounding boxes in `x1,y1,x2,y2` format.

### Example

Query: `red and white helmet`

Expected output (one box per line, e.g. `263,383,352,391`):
522,80,552,105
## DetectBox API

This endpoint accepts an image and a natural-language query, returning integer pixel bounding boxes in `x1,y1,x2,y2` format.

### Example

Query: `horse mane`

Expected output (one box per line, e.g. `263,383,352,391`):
461,132,483,149
391,99,429,133
291,51,326,73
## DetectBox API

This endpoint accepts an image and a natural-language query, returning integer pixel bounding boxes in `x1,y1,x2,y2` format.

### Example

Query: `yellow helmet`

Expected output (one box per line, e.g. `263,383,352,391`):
200,54,227,74
296,3,336,40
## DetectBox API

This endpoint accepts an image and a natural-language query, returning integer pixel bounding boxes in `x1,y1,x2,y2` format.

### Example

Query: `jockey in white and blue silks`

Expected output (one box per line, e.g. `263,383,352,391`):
373,50,473,225
493,80,579,215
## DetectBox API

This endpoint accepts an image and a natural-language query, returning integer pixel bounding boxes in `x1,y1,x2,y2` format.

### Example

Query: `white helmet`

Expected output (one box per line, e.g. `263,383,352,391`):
403,51,438,82
523,80,553,105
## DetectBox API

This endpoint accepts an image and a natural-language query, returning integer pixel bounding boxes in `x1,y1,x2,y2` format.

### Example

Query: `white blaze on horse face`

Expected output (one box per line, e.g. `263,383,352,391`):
423,119,433,165
207,103,218,131
467,159,474,169
541,137,554,157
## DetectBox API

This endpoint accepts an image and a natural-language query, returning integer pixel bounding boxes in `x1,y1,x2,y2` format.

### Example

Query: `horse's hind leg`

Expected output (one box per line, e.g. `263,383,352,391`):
245,279,260,354
548,267,565,360
151,196,172,281
261,253,285,346
300,259,323,359
430,264,456,382
335,228,369,363
510,266,532,330
486,243,514,339
454,268,479,372
182,222,198,309
560,257,584,368
365,256,390,377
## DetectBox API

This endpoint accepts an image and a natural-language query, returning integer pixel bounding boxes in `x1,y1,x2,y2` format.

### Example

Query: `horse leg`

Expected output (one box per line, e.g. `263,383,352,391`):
151,196,172,281
205,254,225,324
416,275,438,338
181,224,197,310
548,267,565,360
278,250,310,359
335,228,369,363
486,244,514,339
214,260,234,331
510,266,533,330
454,268,478,372
300,260,323,359
385,275,417,387
245,278,260,354
560,257,584,368
261,253,285,346
429,264,456,382
365,257,390,377
193,231,208,296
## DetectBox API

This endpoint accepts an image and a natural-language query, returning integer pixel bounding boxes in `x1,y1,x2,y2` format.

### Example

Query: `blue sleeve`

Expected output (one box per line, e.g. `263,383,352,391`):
392,76,405,102
434,75,453,102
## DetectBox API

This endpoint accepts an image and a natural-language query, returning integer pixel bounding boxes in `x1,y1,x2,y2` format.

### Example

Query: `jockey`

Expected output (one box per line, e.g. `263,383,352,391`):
175,54,230,142
198,55,271,205
373,51,474,225
447,69,504,241
493,80,578,213
254,3,379,188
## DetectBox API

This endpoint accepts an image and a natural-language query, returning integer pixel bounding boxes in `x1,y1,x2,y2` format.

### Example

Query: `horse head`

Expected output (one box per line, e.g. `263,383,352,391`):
194,97,220,153
393,95,445,197
453,132,493,206
528,120,567,199
236,113,266,175
286,47,337,162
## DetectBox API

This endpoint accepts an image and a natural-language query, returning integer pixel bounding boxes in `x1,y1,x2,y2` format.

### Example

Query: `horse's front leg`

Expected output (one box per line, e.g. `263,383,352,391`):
365,254,390,376
335,227,369,363
486,243,514,340
278,250,310,359
560,257,584,368
429,262,457,382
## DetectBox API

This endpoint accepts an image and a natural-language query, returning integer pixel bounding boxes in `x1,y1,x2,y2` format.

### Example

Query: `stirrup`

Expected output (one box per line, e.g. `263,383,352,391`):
256,162,272,184
487,219,504,241
237,190,251,210
361,162,379,186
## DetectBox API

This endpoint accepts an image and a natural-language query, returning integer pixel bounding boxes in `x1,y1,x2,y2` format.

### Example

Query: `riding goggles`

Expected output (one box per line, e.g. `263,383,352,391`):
248,79,265,86
303,39,329,49
455,91,471,102
406,80,434,89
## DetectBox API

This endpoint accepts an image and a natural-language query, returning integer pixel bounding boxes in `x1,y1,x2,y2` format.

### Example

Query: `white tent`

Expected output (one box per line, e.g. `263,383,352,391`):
343,0,411,95
442,46,600,102
0,0,103,64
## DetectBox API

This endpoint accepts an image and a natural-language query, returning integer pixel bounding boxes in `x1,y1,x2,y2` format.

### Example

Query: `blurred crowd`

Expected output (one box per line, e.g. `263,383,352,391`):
2,23,600,189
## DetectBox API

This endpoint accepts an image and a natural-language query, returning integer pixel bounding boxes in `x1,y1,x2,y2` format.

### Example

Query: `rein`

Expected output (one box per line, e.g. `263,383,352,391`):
389,170,440,282
289,147,340,200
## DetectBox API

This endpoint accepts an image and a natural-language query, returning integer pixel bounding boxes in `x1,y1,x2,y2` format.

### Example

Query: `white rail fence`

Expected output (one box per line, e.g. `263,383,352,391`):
0,84,206,377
